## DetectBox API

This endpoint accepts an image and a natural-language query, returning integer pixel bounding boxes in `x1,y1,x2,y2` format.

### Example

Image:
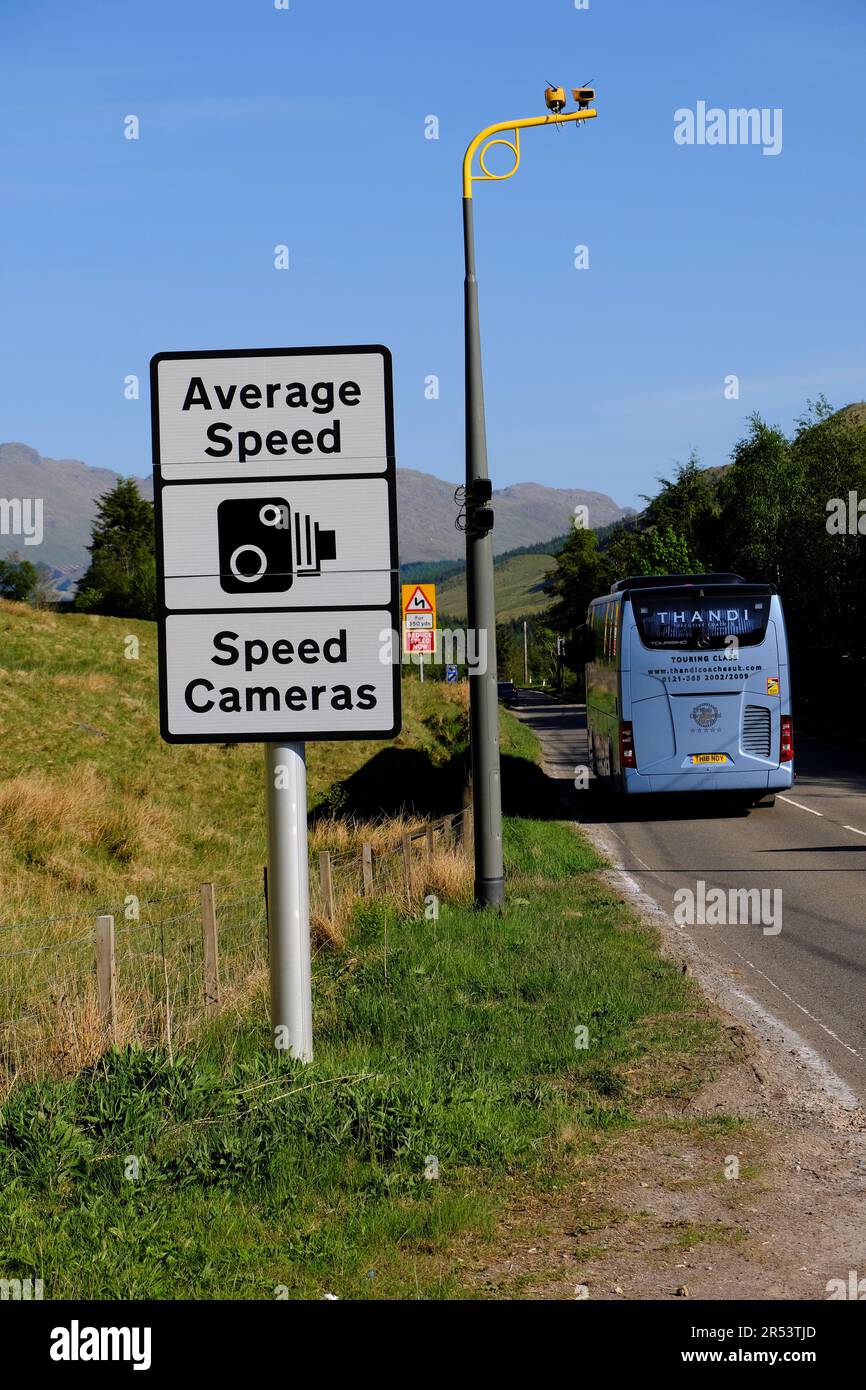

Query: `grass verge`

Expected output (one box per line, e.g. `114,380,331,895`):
0,816,724,1300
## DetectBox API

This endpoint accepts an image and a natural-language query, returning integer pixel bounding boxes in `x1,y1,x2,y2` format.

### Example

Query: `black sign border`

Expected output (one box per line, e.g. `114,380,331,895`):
151,344,401,745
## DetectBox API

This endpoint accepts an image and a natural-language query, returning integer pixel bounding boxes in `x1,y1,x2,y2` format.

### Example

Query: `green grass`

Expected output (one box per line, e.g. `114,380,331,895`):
499,703,543,767
0,816,721,1300
0,601,472,923
437,552,557,623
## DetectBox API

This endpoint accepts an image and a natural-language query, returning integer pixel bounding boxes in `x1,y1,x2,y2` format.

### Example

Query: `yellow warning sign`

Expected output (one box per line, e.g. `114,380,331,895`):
402,583,436,654
766,677,780,696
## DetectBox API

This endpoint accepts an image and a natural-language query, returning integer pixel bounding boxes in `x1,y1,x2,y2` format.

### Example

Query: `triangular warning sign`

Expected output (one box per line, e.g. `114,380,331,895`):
406,586,433,612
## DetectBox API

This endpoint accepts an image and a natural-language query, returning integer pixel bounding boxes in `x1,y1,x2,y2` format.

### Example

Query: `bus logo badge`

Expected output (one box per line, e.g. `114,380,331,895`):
691,702,721,730
767,677,780,695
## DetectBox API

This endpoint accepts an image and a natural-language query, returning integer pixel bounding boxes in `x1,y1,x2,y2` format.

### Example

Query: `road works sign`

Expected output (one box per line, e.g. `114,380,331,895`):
402,582,436,655
151,345,401,742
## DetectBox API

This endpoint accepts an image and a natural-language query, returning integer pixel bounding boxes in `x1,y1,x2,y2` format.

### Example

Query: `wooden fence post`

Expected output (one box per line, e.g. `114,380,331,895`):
402,834,413,904
201,882,220,1017
362,842,373,897
425,824,435,862
460,774,473,848
443,814,454,846
319,851,335,922
95,914,117,1045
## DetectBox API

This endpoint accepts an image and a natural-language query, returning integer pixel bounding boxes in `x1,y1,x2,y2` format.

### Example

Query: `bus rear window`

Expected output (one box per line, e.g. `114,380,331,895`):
633,593,770,649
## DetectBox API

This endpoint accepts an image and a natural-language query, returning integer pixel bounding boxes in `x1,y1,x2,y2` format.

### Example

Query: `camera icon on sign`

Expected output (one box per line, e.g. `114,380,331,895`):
217,497,337,594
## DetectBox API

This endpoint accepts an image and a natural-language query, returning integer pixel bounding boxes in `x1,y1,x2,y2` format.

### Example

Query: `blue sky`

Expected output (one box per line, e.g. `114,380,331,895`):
1,0,864,510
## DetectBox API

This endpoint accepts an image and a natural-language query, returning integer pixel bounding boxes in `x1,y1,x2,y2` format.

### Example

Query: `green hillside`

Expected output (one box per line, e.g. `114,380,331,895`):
0,601,472,926
437,551,557,622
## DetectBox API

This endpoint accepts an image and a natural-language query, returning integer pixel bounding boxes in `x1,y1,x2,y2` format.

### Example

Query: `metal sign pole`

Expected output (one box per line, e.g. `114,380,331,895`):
265,741,313,1061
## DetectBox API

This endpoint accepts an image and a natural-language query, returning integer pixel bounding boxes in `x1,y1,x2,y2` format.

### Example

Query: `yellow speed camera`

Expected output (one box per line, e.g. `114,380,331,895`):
572,87,595,109
544,86,567,113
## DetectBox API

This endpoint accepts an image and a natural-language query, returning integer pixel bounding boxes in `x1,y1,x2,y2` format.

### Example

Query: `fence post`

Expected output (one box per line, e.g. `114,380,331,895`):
362,842,374,897
402,834,413,904
443,814,454,846
201,882,220,1017
425,824,435,862
460,773,473,848
319,851,335,923
95,914,117,1045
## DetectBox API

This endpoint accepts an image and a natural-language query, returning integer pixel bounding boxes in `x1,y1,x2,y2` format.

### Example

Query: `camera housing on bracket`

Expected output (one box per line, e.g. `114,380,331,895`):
572,87,595,109
544,86,567,113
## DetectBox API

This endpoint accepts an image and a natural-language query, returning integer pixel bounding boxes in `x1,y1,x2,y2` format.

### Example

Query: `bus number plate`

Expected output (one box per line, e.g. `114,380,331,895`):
691,753,729,764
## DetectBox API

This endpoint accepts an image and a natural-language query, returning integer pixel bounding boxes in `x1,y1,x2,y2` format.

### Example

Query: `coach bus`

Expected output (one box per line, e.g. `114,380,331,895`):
580,574,793,805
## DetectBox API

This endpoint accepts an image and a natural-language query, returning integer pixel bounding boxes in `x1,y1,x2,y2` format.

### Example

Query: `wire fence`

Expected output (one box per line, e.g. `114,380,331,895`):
0,812,468,1088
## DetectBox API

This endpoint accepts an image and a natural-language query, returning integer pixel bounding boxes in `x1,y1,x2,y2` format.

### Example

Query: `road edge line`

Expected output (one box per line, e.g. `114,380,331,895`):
582,820,865,1125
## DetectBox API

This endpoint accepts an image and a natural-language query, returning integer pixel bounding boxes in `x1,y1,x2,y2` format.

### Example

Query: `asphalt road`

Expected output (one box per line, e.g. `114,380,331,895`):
513,689,866,1103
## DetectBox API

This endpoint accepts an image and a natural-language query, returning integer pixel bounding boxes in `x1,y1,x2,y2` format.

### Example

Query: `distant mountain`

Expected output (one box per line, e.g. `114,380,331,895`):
396,469,630,563
0,444,131,575
0,443,631,589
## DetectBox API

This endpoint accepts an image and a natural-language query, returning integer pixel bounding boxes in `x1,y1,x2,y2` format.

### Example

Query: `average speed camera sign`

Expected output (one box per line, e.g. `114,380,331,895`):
151,345,401,743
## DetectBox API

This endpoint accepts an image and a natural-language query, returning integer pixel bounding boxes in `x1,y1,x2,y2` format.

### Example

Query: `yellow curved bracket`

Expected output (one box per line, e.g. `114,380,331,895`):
478,131,521,183
463,109,597,198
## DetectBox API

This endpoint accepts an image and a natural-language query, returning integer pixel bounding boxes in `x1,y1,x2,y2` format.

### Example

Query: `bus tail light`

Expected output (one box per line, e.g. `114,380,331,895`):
780,715,794,762
620,721,636,769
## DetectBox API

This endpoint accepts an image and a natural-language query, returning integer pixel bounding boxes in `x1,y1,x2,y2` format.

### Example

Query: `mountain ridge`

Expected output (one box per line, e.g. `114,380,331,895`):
0,442,631,587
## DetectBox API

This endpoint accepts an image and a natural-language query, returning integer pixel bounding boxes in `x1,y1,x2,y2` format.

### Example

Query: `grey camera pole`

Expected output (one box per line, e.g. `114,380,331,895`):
265,741,313,1061
463,192,505,908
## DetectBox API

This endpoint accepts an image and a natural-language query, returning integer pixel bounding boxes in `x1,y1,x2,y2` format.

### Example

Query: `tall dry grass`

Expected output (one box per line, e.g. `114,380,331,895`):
0,811,471,1092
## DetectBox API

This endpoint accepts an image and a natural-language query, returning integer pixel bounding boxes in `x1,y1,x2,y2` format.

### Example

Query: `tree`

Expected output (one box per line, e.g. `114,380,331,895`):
630,523,699,576
544,525,606,633
642,450,716,565
785,401,866,714
74,479,157,619
529,619,561,687
716,414,799,585
32,564,62,609
495,621,522,684
0,551,39,602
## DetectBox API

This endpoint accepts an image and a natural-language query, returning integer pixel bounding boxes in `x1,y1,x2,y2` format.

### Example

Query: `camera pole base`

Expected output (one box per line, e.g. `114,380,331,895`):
474,875,506,910
265,741,313,1061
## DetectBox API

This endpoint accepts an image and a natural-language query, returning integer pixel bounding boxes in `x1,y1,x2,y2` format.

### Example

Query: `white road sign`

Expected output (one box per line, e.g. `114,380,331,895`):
152,345,400,743
153,348,390,480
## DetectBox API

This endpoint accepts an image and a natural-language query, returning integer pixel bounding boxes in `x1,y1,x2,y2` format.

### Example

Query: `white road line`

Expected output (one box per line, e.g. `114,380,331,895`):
779,795,824,816
779,795,866,838
592,843,863,1111
725,944,862,1059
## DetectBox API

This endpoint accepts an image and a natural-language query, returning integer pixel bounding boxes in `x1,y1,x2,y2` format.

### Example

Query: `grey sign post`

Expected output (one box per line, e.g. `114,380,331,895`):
265,741,313,1060
151,344,400,1060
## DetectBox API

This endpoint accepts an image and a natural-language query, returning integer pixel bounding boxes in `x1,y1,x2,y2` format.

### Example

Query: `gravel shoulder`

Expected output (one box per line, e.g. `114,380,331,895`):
473,693,866,1301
